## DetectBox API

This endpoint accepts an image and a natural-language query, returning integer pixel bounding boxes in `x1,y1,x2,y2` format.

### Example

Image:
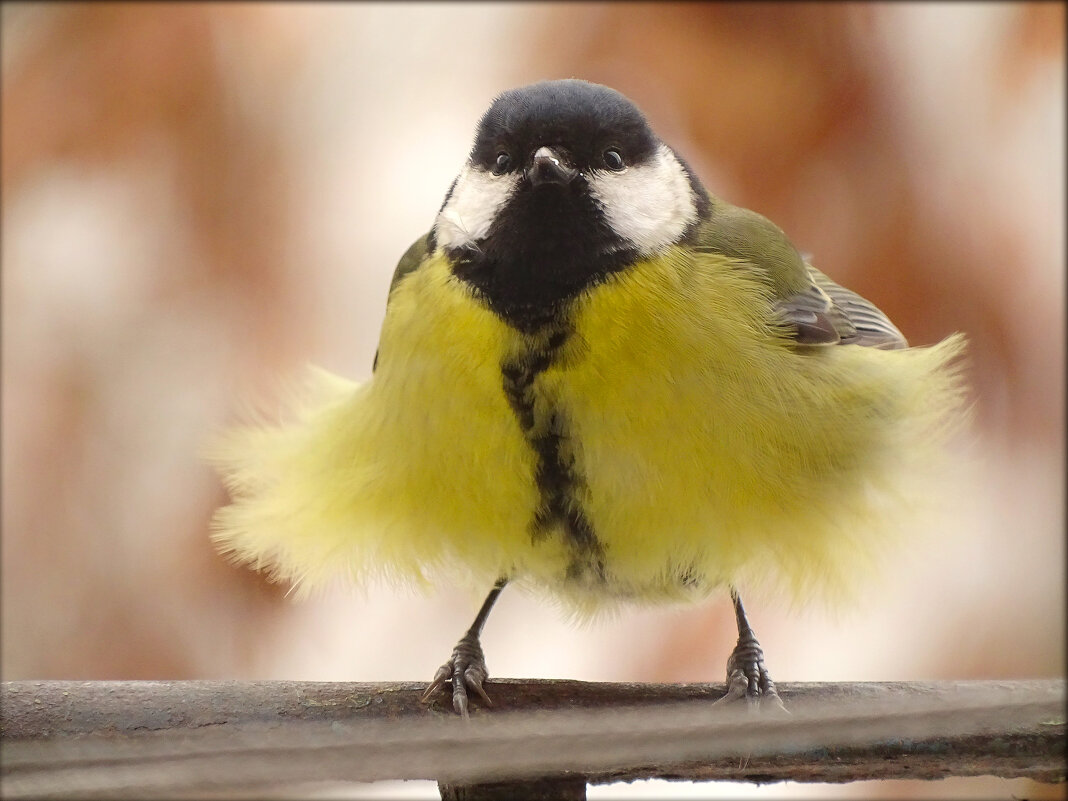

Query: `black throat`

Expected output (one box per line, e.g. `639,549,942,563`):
447,181,638,333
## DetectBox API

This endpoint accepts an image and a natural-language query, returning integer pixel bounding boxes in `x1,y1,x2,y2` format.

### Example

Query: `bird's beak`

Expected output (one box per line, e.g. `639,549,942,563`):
526,146,578,187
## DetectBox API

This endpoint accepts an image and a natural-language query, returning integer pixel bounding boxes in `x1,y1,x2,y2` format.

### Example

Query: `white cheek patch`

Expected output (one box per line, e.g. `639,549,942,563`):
434,164,519,249
586,144,699,256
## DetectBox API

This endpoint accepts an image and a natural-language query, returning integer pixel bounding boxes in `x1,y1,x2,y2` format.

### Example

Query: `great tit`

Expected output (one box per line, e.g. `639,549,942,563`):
210,79,967,717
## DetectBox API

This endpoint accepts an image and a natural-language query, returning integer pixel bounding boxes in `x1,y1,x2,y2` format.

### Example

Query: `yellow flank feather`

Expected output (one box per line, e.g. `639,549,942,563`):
208,247,968,613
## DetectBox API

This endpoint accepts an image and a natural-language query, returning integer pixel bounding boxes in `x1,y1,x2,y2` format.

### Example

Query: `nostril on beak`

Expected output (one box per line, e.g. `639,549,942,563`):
527,147,577,187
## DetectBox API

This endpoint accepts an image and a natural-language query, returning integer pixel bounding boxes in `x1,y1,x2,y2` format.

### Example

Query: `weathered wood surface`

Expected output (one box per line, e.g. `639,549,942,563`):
1,679,1064,799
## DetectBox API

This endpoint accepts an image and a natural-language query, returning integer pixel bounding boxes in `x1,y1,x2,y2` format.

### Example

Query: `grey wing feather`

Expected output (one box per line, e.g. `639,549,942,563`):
690,201,868,347
692,198,906,349
805,265,908,350
774,280,854,346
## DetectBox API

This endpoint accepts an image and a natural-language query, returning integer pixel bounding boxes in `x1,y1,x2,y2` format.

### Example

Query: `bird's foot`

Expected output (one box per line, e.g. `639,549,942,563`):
420,630,492,718
713,630,788,715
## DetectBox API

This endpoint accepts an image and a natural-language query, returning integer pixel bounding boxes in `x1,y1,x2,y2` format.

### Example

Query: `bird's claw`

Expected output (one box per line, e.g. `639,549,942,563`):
713,635,789,715
421,631,492,718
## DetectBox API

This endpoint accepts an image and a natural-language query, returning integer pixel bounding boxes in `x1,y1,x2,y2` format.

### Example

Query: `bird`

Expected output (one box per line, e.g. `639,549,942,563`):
208,79,968,718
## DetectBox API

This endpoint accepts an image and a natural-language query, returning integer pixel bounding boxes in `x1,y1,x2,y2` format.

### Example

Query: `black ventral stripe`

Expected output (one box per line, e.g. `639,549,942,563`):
499,323,606,584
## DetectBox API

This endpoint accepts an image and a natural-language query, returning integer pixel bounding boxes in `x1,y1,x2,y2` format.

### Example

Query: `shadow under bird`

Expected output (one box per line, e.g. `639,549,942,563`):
208,79,967,717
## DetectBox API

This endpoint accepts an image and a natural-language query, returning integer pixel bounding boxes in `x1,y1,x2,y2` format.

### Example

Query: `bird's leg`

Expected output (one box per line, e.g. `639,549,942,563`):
421,578,507,718
713,588,788,713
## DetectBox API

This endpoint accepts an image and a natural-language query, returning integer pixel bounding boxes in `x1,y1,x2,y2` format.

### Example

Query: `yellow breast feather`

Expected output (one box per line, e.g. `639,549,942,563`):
209,247,967,611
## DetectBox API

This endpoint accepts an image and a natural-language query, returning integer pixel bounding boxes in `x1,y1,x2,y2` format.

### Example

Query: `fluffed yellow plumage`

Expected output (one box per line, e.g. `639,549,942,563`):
207,78,970,715
209,247,966,612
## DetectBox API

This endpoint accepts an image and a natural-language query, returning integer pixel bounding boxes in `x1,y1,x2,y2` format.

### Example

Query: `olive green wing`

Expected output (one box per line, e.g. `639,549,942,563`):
373,232,432,372
693,199,906,349
388,232,432,297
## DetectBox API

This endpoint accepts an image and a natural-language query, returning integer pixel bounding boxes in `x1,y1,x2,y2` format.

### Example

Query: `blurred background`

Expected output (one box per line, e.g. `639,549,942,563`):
2,3,1063,799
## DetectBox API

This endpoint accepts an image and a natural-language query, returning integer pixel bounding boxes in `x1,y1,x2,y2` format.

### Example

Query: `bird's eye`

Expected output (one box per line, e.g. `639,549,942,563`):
603,148,625,171
493,152,512,175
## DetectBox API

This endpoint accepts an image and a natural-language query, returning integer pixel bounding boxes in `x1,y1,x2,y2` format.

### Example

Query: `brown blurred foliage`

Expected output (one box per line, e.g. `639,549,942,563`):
2,3,308,679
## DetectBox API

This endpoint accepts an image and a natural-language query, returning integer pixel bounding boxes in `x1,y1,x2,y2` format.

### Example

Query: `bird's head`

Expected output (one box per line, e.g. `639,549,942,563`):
431,80,708,328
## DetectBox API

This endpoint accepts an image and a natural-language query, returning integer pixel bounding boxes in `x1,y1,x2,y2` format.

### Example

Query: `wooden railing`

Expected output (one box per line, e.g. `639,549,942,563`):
2,679,1064,799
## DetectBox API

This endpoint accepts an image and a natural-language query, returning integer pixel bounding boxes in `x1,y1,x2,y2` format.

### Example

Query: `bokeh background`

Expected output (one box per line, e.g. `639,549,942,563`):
2,3,1063,799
